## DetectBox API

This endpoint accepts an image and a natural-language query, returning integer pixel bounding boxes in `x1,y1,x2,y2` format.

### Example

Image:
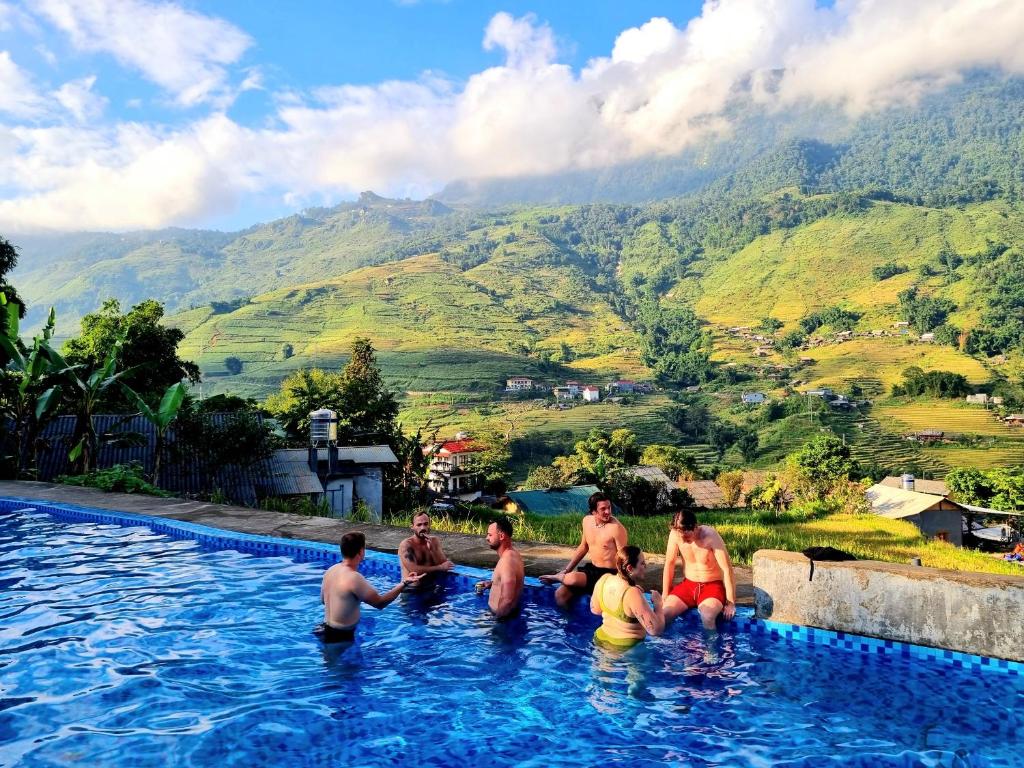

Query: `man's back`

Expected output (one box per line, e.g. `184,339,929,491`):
322,563,366,628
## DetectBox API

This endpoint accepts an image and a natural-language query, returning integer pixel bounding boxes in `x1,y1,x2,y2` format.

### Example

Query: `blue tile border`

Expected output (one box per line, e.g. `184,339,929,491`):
4,494,1021,676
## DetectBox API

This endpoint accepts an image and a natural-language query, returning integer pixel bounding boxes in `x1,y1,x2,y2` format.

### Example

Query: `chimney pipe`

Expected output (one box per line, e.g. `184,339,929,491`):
901,473,915,492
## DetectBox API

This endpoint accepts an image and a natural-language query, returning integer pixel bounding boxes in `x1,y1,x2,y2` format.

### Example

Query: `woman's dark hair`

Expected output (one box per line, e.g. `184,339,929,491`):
670,508,698,533
615,545,643,587
340,532,366,559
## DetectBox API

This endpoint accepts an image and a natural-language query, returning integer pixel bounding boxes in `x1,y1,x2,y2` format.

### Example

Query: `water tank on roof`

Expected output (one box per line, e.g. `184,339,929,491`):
901,474,915,492
309,409,338,444
454,431,470,440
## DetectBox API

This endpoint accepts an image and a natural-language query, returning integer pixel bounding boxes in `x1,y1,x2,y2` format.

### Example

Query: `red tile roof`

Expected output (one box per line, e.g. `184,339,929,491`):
437,440,482,454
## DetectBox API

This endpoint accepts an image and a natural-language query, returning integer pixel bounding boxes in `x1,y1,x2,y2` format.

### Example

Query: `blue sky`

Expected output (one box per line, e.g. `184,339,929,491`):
0,0,1021,233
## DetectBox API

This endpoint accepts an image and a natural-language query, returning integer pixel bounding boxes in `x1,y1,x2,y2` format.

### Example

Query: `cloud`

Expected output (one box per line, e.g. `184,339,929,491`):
5,1,1024,232
53,76,107,122
33,0,252,107
0,51,47,118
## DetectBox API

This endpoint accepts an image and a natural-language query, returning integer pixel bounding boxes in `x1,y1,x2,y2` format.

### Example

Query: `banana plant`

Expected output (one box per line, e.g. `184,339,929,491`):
0,305,63,478
121,381,188,489
43,335,134,473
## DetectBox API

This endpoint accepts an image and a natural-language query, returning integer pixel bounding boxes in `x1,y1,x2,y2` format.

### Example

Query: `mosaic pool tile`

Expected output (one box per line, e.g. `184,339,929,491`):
3,494,1020,677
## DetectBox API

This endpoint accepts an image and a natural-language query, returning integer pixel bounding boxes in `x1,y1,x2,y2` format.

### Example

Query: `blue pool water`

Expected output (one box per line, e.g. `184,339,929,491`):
1,504,1022,768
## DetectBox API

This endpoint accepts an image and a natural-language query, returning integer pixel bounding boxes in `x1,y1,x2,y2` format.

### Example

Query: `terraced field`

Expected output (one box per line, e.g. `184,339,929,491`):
799,339,990,391
876,401,1022,438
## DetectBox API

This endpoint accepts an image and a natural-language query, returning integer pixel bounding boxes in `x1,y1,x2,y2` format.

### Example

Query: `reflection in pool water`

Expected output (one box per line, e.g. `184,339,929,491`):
1,507,1021,767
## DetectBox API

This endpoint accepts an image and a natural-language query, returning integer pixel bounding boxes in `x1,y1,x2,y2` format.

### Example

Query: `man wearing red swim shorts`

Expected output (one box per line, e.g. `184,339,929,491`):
661,508,736,629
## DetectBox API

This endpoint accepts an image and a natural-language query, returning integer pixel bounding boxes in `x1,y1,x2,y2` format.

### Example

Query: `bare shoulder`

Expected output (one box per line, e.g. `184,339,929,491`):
703,525,727,548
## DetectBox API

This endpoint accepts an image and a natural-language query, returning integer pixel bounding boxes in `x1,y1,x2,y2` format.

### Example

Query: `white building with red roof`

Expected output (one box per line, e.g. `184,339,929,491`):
424,436,484,501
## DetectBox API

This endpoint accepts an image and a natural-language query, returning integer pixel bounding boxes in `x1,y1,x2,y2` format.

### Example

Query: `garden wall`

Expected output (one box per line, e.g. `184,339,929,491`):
752,550,1024,661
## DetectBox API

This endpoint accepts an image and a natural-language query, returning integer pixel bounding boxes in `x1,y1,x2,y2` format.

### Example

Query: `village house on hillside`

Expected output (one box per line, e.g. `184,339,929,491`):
424,435,483,501
505,376,534,392
866,483,967,546
581,385,600,402
741,392,766,405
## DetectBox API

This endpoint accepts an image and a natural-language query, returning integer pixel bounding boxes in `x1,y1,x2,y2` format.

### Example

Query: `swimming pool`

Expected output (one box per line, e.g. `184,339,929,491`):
1,500,1021,768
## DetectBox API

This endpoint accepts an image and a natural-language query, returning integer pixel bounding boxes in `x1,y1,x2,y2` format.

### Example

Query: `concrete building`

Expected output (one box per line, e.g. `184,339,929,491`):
270,445,397,520
741,392,766,405
581,386,600,402
866,483,967,546
505,376,534,391
425,438,484,501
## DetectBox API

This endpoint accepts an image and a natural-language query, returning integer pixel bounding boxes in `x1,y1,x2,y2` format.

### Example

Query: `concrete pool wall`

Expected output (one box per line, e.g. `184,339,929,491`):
753,549,1024,662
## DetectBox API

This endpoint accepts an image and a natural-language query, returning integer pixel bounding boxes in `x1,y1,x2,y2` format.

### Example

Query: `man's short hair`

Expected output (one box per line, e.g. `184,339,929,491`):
671,508,698,532
588,491,611,513
493,516,514,538
412,511,430,524
340,531,366,559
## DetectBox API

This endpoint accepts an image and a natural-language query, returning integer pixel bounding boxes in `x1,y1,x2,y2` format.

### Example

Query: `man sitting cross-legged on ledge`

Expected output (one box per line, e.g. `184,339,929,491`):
540,492,628,608
662,508,736,630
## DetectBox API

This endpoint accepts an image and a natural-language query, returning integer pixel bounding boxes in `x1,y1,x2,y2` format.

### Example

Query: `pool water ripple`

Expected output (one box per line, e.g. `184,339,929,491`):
1,509,1021,767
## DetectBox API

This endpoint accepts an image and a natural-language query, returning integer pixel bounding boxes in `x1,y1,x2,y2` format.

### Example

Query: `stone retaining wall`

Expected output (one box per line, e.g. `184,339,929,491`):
753,549,1024,662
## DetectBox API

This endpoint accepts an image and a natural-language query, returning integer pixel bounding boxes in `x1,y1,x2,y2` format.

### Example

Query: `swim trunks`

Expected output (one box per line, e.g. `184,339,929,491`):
315,623,356,643
579,563,617,593
669,578,727,608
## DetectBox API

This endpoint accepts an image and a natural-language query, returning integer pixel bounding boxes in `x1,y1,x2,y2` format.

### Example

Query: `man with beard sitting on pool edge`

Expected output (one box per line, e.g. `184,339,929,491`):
399,511,455,590
317,532,422,643
661,508,736,630
539,492,627,608
475,516,525,619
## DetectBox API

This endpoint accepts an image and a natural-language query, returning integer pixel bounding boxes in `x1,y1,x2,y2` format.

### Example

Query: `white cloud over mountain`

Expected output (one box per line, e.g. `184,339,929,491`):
2,0,1024,231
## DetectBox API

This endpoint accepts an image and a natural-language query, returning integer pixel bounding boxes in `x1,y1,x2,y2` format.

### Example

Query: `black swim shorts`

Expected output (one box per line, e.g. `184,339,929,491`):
315,622,356,643
579,563,617,593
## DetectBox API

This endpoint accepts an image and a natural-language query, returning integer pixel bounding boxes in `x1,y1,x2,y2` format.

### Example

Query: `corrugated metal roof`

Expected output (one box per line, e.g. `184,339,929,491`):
269,451,325,495
681,480,726,509
507,485,602,516
866,484,965,519
300,446,397,464
880,476,949,496
30,413,276,506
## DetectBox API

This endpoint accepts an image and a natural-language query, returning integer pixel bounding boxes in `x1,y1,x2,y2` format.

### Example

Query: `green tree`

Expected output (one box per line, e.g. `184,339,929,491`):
62,299,199,410
0,237,26,366
45,336,133,472
0,307,63,478
640,444,700,480
758,316,783,334
464,427,512,495
551,428,640,485
264,368,346,440
788,434,857,500
121,381,187,488
337,338,399,445
717,469,744,506
224,356,243,376
523,465,567,490
945,467,991,506
986,469,1024,511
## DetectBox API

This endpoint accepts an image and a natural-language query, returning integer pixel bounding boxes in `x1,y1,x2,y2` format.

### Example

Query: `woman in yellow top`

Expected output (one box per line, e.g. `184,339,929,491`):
590,545,666,648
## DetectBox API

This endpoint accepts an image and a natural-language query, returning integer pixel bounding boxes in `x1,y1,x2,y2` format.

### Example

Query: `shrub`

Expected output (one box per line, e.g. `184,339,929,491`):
57,462,172,497
224,356,243,375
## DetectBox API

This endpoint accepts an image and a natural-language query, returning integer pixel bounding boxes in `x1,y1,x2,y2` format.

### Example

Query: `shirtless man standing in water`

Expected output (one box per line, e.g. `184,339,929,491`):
661,508,736,630
540,492,628,608
318,532,422,643
475,517,525,619
399,512,454,587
